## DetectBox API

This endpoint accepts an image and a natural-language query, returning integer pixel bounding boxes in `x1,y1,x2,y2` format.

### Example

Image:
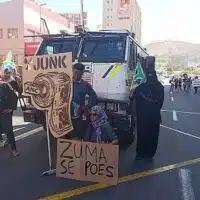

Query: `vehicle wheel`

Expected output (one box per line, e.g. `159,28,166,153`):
118,131,135,150
118,117,136,150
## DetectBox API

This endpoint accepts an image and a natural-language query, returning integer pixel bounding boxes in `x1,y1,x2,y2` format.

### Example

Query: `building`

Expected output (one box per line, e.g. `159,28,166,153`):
96,24,103,31
0,0,74,66
103,0,142,43
61,12,88,28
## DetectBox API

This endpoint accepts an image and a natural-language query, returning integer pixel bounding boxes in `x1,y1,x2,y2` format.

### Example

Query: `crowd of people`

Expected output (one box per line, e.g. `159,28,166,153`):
0,62,164,162
169,75,200,94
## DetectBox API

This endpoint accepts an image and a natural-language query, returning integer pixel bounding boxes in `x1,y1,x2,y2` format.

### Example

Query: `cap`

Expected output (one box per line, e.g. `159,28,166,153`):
73,63,85,72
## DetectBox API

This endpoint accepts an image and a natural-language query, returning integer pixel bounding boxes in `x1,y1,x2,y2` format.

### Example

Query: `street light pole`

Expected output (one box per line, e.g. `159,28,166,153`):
80,0,84,28
39,3,46,34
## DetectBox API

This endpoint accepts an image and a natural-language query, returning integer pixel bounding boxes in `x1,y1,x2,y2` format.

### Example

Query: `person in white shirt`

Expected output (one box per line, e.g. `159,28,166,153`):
193,76,199,94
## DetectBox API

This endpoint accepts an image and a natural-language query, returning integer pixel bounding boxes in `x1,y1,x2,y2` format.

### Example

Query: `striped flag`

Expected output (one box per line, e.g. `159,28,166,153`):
130,61,146,90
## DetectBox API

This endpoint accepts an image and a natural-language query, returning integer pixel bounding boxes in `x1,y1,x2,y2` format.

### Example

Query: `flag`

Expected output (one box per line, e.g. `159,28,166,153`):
2,50,16,70
130,61,146,90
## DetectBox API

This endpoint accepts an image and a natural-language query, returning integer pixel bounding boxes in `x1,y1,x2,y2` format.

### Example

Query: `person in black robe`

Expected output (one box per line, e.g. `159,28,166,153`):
134,71,164,160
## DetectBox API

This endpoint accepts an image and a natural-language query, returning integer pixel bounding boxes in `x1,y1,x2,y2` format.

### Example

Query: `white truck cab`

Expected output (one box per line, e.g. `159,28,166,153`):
76,30,148,137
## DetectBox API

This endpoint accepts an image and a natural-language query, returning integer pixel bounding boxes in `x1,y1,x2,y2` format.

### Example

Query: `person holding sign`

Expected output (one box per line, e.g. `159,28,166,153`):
71,63,97,139
84,106,118,144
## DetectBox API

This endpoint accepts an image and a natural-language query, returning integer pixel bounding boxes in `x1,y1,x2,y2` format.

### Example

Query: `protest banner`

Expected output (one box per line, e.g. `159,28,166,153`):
56,139,82,180
193,79,200,87
22,53,73,138
56,139,119,185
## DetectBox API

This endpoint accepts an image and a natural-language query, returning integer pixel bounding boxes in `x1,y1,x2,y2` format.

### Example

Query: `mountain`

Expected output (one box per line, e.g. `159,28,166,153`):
144,41,200,60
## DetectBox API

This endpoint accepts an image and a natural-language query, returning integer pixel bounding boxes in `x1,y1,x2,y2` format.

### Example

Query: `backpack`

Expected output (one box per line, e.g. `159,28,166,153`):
0,82,18,110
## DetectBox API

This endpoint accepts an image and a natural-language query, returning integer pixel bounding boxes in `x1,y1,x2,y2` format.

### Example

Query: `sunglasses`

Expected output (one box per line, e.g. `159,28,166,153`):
90,112,97,116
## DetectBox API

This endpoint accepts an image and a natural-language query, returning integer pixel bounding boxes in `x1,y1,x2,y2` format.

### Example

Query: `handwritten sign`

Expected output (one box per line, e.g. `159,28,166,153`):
193,79,200,87
22,53,73,138
56,139,119,185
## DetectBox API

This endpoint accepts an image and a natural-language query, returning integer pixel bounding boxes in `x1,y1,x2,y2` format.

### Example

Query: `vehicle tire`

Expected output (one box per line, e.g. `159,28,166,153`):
118,131,135,150
117,117,136,150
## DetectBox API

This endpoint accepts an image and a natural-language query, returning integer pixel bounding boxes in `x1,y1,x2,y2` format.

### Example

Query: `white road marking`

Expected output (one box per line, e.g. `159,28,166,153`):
179,168,195,200
161,125,200,140
171,97,174,102
15,127,43,141
161,110,200,115
173,110,178,121
14,127,26,132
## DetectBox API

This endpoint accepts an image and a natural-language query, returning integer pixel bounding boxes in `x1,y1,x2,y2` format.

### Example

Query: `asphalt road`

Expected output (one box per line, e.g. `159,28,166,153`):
1,86,200,200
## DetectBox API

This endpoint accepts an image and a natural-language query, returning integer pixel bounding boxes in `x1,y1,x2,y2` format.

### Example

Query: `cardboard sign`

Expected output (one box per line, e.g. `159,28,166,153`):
193,79,200,87
56,139,119,185
22,53,73,138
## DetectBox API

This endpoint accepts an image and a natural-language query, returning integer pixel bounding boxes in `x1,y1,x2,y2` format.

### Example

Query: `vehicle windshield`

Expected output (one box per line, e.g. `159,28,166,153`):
78,36,126,63
36,37,80,61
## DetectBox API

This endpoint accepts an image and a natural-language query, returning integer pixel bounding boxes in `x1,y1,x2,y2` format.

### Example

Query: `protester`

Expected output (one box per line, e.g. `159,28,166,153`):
0,68,21,148
0,69,19,156
0,86,19,156
134,71,164,160
71,63,97,139
193,76,199,94
84,105,118,144
169,76,175,92
183,75,188,92
178,78,182,91
174,78,178,91
188,77,192,92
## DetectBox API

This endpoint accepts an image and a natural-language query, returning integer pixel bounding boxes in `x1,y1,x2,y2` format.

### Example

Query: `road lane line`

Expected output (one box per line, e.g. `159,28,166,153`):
161,125,200,140
171,97,174,102
173,110,178,121
40,158,200,200
179,169,195,200
14,127,26,132
161,110,200,115
15,127,43,141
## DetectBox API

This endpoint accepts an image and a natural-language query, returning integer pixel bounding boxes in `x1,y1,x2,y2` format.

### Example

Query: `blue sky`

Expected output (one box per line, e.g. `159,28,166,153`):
40,0,200,44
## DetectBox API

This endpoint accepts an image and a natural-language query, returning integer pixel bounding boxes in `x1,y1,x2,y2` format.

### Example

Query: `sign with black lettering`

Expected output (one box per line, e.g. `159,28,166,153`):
56,139,119,185
22,53,73,138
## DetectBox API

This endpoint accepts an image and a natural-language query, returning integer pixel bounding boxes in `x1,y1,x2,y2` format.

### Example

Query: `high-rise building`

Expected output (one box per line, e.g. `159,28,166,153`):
96,24,103,31
103,0,142,43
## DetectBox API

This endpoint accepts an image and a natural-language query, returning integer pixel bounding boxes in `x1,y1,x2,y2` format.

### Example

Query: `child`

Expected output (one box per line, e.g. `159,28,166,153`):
84,106,118,144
